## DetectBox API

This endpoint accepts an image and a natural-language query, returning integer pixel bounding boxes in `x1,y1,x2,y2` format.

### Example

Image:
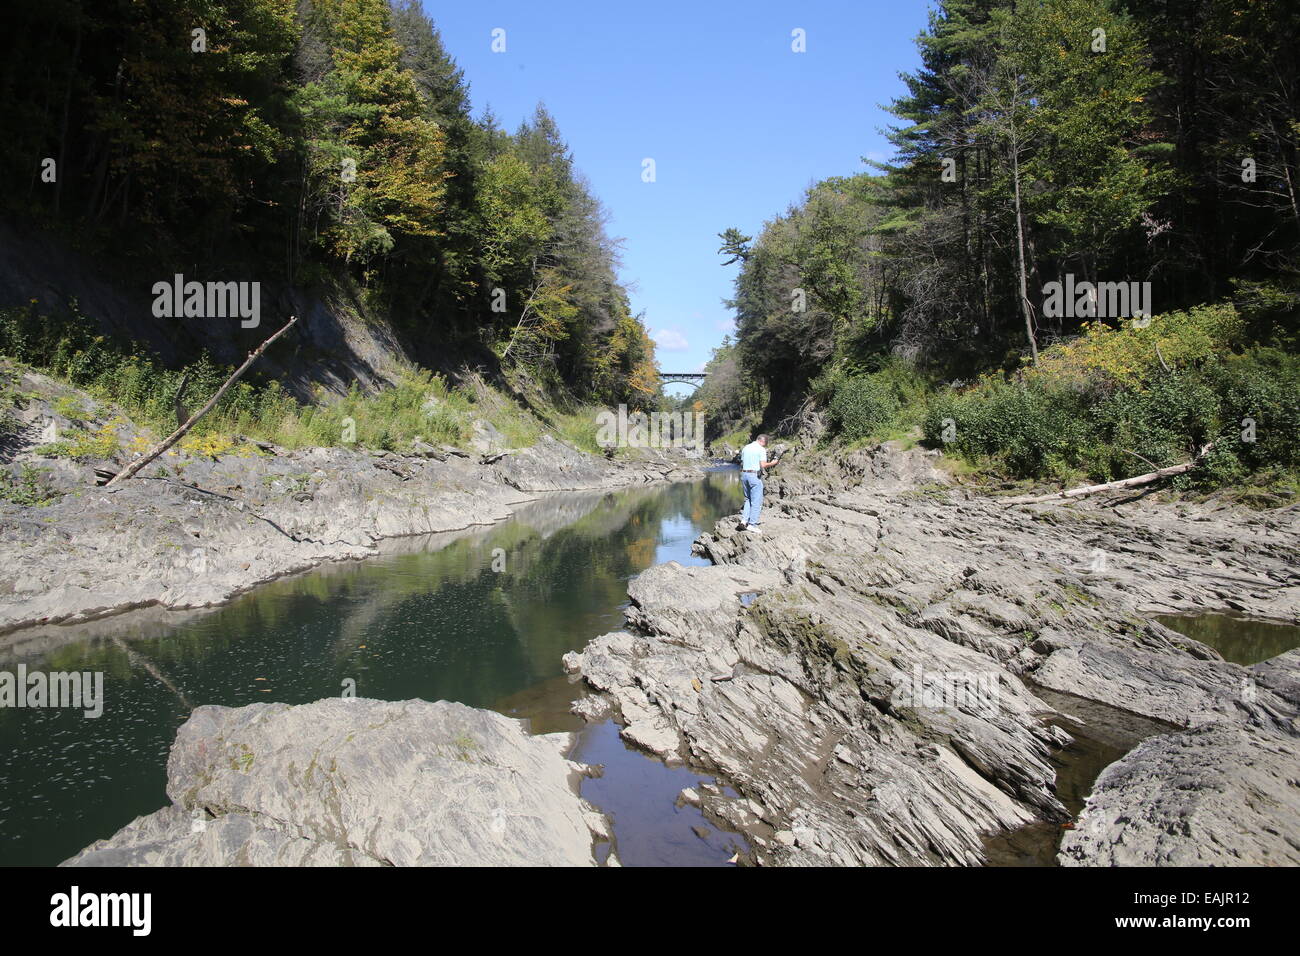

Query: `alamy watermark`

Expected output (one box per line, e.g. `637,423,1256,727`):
151,274,260,328
595,405,705,449
1020,544,1116,574
50,886,150,936
890,665,1000,717
1042,273,1151,322
1,665,104,718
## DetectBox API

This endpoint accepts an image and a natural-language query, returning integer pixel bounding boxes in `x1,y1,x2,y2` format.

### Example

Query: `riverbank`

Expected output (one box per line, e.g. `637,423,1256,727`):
5,472,744,866
566,441,1300,865
24,434,1300,867
1,368,705,637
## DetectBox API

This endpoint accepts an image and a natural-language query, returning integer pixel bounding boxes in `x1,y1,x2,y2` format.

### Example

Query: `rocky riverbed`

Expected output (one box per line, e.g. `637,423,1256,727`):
565,442,1300,865
29,419,1300,867
0,366,702,636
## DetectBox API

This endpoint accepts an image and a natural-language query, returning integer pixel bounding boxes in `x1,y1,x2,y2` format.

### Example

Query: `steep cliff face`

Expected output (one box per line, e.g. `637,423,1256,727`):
0,220,419,400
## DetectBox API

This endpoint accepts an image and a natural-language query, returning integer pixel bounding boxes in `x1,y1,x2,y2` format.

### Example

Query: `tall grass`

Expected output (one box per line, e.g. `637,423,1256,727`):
0,302,603,454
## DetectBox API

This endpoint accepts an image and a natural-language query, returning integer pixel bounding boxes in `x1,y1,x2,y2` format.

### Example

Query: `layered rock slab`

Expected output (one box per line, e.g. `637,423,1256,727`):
65,697,610,866
569,561,1071,866
1061,650,1300,865
568,443,1300,866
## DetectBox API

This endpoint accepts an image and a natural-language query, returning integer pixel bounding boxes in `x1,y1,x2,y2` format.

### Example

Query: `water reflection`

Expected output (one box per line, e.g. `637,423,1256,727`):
982,685,1177,867
1156,613,1300,666
0,469,742,866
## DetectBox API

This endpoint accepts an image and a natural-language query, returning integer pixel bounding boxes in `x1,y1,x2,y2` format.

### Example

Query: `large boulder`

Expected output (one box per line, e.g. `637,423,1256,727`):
1059,649,1300,865
64,697,611,866
1059,725,1300,866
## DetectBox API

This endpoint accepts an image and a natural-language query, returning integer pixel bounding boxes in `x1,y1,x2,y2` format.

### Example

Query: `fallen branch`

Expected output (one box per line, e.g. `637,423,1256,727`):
106,315,299,487
1003,442,1215,505
112,637,191,711
1121,447,1160,471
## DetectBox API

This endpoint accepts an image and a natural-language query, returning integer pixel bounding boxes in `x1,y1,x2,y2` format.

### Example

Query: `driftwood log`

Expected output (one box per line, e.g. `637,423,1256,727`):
105,315,299,487
1003,442,1215,505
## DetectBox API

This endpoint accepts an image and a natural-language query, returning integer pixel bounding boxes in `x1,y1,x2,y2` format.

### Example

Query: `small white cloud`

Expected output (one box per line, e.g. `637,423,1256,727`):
653,328,689,352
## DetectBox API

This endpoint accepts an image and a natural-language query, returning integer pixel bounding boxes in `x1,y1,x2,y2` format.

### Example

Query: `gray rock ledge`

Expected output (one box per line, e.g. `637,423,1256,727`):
63,697,611,866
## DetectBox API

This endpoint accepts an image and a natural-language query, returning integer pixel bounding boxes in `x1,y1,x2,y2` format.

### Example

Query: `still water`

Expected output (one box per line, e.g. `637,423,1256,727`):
0,468,746,867
985,608,1300,866
982,685,1177,866
1156,613,1300,666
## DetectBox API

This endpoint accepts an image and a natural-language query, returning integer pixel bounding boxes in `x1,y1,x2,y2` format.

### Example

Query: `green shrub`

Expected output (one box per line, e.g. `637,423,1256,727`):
0,303,485,452
820,358,930,443
0,377,24,438
35,419,123,461
925,381,1091,478
828,375,900,441
1198,347,1300,482
0,465,59,506
923,314,1300,491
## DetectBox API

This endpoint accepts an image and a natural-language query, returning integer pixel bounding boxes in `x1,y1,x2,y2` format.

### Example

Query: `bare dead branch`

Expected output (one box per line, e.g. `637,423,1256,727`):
1003,443,1215,505
106,315,300,486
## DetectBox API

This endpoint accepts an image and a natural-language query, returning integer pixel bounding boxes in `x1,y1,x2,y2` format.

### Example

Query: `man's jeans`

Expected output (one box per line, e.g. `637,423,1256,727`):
741,471,763,526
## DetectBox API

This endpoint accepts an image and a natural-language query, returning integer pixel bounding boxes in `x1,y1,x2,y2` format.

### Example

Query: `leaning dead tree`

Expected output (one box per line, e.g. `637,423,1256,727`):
1003,442,1215,505
106,315,300,487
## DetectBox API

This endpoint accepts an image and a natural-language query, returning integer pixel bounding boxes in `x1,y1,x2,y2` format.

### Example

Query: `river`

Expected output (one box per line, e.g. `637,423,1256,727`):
0,467,747,866
10,463,1289,867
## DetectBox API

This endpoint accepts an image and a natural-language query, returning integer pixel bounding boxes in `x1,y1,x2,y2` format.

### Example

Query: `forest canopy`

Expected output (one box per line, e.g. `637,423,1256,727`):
0,0,659,410
715,0,1298,491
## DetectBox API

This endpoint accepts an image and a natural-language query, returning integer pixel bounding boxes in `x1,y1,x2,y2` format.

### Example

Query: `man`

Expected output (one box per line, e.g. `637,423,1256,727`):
739,434,778,533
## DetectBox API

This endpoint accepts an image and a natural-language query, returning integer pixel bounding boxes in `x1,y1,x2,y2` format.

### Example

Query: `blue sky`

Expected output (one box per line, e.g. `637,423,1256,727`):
420,1,932,392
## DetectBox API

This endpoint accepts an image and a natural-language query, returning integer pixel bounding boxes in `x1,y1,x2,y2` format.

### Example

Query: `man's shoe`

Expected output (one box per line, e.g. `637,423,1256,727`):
748,525,763,535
